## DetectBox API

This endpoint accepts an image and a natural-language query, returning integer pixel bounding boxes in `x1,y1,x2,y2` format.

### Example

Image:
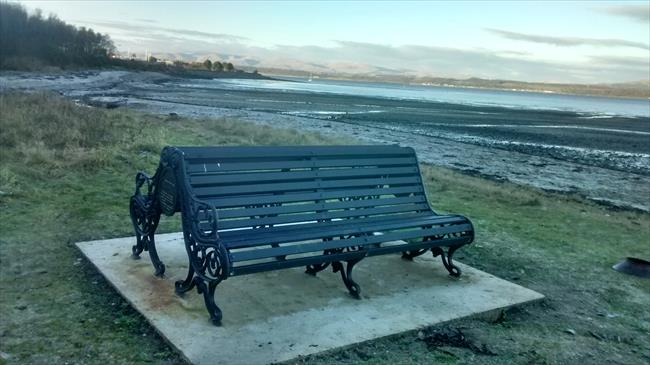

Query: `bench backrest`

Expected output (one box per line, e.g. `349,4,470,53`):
176,145,432,231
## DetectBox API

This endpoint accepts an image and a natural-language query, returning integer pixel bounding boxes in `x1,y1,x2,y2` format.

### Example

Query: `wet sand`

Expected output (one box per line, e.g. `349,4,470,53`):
2,70,648,211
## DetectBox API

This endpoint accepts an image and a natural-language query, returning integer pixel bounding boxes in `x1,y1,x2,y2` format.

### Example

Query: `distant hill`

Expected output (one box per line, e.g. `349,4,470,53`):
256,68,650,99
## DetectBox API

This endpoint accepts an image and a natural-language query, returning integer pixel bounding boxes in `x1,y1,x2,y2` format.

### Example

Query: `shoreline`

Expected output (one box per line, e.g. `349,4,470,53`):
263,72,650,100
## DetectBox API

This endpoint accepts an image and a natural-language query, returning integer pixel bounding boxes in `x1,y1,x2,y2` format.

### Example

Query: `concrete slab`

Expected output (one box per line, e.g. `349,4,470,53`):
76,233,543,365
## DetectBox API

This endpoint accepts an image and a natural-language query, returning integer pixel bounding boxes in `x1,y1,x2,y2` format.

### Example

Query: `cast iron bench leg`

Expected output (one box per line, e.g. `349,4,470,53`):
129,197,165,277
146,229,165,277
175,262,224,326
195,278,223,325
402,227,463,277
175,264,196,295
177,229,227,325
176,267,225,325
432,245,462,277
332,258,363,299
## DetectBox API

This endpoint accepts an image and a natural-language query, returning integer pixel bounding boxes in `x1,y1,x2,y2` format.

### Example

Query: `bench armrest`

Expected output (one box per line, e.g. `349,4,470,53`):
186,196,232,278
134,171,154,198
188,195,220,244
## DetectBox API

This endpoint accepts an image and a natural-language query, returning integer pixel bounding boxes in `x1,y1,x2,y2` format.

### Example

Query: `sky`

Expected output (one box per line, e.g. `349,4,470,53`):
18,1,650,84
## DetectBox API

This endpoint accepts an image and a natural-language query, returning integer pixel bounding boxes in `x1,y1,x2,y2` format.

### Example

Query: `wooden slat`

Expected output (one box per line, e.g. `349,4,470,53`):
179,145,415,160
230,223,473,261
231,250,365,276
193,176,421,198
189,166,418,186
215,195,426,219
222,214,466,248
206,186,424,208
186,157,417,174
231,236,469,276
214,203,431,230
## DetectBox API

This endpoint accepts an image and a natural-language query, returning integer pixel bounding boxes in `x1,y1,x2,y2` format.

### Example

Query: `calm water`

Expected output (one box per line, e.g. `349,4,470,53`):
182,77,650,118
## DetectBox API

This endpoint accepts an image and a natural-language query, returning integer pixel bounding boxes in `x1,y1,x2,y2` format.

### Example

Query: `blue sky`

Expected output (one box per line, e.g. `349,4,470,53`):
18,1,650,83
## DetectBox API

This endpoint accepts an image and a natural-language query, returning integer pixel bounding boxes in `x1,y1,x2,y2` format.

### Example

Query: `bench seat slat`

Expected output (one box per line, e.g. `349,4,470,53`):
220,212,437,242
222,214,466,249
230,222,472,262
232,236,470,276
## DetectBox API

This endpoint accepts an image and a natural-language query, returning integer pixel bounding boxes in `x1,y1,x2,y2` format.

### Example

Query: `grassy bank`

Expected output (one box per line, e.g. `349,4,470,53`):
0,93,648,364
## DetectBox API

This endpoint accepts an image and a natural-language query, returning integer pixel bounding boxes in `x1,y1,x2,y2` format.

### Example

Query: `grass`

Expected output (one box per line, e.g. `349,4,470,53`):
1,92,649,364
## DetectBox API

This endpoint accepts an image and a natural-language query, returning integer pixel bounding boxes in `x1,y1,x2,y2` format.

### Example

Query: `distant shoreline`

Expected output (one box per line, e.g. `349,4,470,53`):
260,71,650,100
409,82,650,101
3,67,645,100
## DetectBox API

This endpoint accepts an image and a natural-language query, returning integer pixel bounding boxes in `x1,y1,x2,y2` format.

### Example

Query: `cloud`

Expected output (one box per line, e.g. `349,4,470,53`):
257,41,650,83
136,18,158,24
80,19,649,84
77,20,248,43
486,28,649,50
599,4,650,23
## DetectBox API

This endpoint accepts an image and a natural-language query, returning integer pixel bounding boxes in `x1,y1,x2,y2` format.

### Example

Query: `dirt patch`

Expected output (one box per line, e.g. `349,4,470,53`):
419,327,496,356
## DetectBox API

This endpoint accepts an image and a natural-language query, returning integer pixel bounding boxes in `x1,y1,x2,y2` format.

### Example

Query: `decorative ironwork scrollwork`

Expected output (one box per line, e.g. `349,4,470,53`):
305,239,337,275
176,213,230,325
305,240,367,297
402,225,437,260
189,196,219,241
129,172,165,276
400,224,462,277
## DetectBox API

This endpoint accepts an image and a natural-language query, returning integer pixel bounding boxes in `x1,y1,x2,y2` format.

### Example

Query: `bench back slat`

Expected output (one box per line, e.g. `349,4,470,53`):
204,186,424,208
193,175,421,198
189,166,418,185
221,214,461,248
186,156,417,174
216,195,425,219
210,203,431,230
180,145,415,159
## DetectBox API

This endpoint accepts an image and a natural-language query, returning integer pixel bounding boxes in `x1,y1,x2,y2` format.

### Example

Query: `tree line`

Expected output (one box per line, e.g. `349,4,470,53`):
0,2,116,69
0,2,249,76
202,59,235,72
147,57,237,73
